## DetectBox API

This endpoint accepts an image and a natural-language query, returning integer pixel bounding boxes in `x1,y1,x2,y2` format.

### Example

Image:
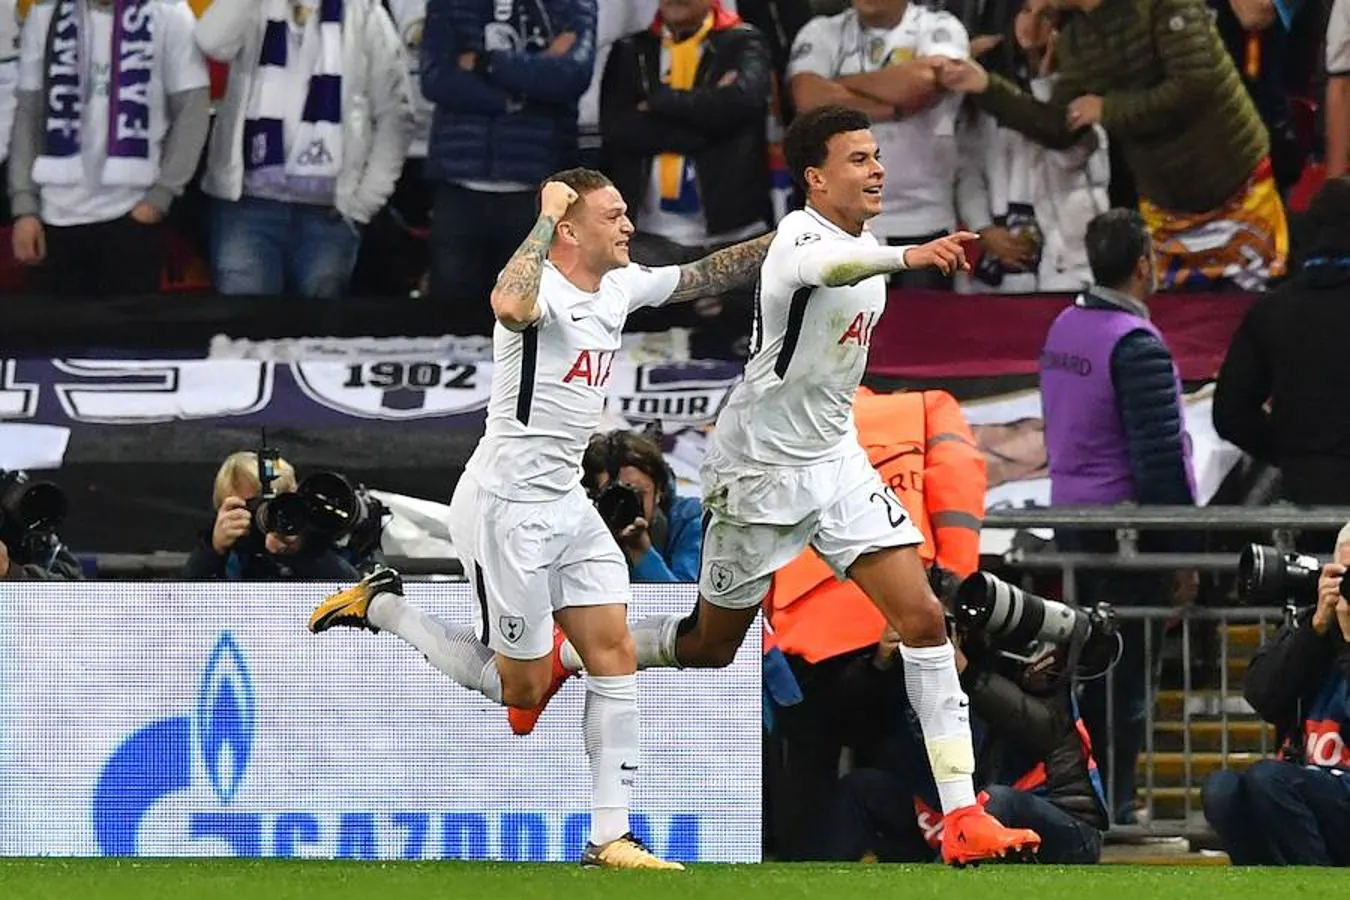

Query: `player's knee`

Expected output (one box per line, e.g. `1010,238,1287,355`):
899,596,948,647
581,630,637,676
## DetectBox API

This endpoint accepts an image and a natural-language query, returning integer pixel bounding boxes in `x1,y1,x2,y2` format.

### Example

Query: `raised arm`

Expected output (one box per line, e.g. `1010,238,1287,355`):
797,232,978,287
667,232,776,304
490,182,577,331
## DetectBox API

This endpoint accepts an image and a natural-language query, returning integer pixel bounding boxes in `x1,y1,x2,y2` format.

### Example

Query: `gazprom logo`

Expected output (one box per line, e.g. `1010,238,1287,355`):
197,634,255,804
92,632,255,855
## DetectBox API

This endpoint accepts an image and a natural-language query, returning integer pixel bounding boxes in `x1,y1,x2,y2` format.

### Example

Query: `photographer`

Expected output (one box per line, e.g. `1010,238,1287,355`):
186,451,358,582
581,430,701,583
1202,527,1350,866
0,470,84,581
828,602,1108,865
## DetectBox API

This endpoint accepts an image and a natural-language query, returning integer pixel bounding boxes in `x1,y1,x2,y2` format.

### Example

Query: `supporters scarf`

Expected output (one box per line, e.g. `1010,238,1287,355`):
242,0,344,193
35,0,158,187
656,13,714,213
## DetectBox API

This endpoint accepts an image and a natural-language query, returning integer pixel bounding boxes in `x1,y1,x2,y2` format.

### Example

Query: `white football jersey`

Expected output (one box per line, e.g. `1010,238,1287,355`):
712,208,887,466
464,261,681,501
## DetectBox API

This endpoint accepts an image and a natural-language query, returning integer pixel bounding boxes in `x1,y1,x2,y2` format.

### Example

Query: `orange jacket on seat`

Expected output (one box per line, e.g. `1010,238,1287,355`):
765,388,986,664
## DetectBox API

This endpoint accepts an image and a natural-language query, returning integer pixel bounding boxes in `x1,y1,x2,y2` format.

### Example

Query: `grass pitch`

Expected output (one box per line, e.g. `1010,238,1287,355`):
0,860,1343,900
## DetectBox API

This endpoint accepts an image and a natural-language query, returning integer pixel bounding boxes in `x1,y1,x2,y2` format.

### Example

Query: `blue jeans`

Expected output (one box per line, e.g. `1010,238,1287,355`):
1203,761,1350,865
828,770,1101,864
211,196,363,298
982,785,1102,864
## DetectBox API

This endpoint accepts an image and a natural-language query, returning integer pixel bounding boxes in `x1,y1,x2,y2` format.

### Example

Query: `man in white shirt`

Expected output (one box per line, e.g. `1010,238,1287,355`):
9,0,210,295
307,167,772,870
787,0,972,290
1327,0,1350,178
538,106,1043,866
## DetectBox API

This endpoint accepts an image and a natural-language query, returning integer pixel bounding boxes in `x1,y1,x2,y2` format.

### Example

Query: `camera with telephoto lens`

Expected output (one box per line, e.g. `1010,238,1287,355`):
951,571,1121,680
587,430,646,534
243,434,388,552
595,481,643,534
0,469,69,563
0,470,67,535
1236,543,1343,605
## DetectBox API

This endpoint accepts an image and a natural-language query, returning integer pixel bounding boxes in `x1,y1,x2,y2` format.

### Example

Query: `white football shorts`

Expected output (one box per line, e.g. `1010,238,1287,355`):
447,472,628,660
698,441,925,610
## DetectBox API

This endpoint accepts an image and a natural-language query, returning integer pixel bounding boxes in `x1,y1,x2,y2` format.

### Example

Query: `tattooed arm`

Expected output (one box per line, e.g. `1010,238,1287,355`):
490,182,578,331
667,232,776,305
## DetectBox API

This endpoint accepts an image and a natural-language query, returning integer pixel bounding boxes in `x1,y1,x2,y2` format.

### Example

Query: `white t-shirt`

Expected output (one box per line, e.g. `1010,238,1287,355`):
788,6,969,238
464,260,682,501
18,0,208,226
1329,0,1350,75
711,207,887,466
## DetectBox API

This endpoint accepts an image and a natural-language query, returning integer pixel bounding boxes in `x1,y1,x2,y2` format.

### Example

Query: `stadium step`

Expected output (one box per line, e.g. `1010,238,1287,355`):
1155,689,1254,719
1138,786,1203,820
1100,843,1230,866
1222,623,1278,650
1137,751,1262,782
1151,720,1276,753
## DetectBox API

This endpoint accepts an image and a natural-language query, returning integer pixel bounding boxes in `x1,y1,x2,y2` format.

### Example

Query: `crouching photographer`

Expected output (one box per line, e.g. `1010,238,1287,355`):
581,429,701,583
830,572,1116,864
0,470,84,580
1201,532,1350,866
186,443,384,581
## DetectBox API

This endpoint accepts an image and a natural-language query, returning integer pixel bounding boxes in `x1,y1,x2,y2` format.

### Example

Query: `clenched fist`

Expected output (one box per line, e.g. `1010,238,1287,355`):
540,181,580,219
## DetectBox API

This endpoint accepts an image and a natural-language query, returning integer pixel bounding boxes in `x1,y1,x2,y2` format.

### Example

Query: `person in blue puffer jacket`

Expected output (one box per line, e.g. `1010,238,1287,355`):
422,0,597,334
581,428,701,583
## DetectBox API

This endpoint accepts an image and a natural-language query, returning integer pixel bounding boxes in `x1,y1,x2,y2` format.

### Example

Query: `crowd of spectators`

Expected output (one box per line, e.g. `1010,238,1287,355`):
0,0,1341,350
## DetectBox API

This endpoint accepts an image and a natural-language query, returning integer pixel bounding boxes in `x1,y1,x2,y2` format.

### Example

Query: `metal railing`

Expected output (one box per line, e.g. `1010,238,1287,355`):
983,504,1347,843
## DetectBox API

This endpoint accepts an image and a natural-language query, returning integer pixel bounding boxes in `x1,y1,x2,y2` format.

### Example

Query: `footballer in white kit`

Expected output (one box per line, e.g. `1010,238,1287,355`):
534,107,1042,866
700,204,926,609
306,168,772,870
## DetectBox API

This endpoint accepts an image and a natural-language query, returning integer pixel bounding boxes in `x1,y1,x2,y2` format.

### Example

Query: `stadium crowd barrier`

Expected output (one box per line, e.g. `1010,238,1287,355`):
0,583,760,861
68,506,1350,846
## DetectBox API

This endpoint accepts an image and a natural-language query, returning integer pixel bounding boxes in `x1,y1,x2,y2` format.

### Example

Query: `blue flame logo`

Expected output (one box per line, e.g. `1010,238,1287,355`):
196,632,256,804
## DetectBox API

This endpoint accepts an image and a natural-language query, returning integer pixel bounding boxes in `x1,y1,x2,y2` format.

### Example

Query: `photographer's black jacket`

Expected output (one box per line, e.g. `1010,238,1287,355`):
963,660,1111,831
1213,262,1350,505
4,545,85,580
185,529,358,581
1243,607,1350,751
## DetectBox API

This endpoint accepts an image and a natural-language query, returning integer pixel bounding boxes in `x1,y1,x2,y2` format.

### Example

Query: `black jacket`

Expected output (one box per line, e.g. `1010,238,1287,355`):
3,543,85,580
1213,263,1350,505
599,19,774,239
833,646,1108,831
185,529,359,581
1244,606,1350,755
963,656,1110,831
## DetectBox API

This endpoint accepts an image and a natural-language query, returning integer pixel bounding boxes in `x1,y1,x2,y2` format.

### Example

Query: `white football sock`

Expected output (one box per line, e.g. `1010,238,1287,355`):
368,591,503,704
901,641,978,814
584,674,639,846
560,615,683,673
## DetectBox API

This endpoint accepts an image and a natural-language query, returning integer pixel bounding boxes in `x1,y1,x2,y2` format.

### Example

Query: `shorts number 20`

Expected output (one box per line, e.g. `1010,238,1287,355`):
869,486,909,528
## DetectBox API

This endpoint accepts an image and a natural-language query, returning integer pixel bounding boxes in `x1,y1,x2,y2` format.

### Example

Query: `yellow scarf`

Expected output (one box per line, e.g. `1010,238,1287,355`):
658,14,716,201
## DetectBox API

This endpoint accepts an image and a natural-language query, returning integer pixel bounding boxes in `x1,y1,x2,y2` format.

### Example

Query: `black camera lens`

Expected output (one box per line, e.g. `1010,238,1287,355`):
299,471,359,536
596,482,643,533
0,473,67,532
258,493,309,537
1237,543,1322,605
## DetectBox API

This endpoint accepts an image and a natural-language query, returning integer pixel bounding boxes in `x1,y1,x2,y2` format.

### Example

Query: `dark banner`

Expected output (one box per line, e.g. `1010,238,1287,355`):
0,289,1254,556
